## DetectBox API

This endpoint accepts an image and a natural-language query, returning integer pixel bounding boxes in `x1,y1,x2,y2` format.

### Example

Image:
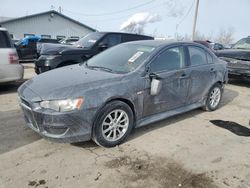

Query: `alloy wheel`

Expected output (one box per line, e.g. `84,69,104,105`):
101,109,129,142
209,87,221,108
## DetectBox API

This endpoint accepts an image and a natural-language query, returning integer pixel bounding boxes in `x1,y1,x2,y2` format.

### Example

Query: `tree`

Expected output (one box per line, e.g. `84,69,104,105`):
214,27,235,45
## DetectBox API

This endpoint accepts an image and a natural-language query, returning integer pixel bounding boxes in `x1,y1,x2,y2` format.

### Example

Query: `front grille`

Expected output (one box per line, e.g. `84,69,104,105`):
44,126,68,135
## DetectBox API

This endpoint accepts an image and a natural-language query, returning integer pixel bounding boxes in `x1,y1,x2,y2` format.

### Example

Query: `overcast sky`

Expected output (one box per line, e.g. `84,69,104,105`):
0,0,249,41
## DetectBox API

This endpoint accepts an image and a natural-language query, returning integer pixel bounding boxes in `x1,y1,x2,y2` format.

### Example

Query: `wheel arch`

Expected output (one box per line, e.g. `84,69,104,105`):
91,97,136,136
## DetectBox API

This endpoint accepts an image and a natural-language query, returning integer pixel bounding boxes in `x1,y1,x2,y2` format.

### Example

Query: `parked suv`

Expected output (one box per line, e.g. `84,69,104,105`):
35,32,154,74
0,27,23,84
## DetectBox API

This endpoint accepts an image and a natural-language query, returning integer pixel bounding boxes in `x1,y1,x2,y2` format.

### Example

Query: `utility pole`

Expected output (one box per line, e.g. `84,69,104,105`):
192,0,199,40
59,6,62,13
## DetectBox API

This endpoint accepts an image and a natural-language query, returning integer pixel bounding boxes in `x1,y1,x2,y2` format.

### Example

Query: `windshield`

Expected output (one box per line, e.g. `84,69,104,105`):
74,32,104,48
233,37,250,49
83,43,155,73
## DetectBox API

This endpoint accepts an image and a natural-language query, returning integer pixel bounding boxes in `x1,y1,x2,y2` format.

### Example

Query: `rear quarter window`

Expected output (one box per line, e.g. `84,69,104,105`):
0,31,12,48
188,46,207,66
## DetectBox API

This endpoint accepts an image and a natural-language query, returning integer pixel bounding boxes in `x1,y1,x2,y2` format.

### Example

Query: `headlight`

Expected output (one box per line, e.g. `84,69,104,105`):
45,55,60,60
40,97,84,112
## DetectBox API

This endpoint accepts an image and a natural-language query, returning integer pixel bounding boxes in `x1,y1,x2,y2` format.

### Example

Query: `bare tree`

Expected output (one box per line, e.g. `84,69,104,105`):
214,27,235,45
174,27,234,45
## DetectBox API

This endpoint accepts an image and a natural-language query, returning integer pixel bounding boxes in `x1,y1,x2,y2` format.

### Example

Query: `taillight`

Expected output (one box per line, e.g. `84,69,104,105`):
9,53,19,64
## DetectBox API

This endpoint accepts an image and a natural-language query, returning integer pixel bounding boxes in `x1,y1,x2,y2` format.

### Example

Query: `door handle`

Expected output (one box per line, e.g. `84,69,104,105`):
180,73,188,79
210,68,215,73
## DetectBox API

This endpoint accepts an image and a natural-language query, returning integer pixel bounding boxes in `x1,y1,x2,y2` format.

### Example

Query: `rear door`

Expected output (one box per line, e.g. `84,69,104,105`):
186,45,217,104
143,45,191,117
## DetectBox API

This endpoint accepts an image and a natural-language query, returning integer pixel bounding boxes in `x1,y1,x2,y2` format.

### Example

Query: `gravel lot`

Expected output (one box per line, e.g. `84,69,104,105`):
0,64,249,188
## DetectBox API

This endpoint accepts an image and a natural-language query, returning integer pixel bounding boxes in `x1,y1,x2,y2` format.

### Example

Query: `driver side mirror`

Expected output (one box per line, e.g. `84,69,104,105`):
150,74,162,96
98,43,108,50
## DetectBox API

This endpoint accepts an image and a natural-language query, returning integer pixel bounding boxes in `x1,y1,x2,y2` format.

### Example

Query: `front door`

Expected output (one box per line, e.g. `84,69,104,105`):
143,46,190,117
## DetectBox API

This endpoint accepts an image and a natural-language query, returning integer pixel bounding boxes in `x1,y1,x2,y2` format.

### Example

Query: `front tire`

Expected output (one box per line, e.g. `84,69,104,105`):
92,101,134,147
203,83,222,111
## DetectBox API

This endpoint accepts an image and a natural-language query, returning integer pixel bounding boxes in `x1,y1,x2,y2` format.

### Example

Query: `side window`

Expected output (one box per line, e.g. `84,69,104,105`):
100,34,122,47
207,53,213,64
150,47,185,72
188,46,207,66
122,35,140,42
0,31,11,48
41,35,51,39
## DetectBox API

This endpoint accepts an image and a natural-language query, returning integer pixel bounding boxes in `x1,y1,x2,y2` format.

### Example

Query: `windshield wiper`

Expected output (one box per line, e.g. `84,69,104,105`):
86,64,113,72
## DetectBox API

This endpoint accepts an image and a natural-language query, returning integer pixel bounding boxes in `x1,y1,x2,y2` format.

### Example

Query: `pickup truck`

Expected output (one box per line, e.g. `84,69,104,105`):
35,32,153,74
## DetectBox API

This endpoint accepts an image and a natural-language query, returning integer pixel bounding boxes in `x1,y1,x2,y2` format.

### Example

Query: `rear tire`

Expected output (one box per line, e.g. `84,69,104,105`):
203,83,222,111
92,101,134,147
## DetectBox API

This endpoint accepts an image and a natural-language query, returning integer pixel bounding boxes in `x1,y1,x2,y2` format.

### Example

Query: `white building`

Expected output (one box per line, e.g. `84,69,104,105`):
0,10,96,40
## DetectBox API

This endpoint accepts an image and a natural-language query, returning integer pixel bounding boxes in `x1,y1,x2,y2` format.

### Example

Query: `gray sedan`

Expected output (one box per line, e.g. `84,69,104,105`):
18,40,228,147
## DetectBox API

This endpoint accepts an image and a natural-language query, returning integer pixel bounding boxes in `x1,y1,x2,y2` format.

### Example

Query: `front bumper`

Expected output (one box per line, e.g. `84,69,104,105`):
19,97,93,143
228,67,250,79
35,55,62,74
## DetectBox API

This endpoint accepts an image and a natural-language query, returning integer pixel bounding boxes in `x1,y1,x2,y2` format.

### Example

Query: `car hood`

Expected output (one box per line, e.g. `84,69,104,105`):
40,43,91,55
18,64,123,101
216,49,250,61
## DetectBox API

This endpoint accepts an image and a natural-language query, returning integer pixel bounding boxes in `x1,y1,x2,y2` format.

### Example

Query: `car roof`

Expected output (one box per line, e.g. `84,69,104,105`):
123,40,201,48
96,31,153,38
0,27,7,31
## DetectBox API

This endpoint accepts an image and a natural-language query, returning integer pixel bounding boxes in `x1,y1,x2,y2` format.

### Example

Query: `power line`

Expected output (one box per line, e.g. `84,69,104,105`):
63,0,156,17
68,1,168,23
176,0,195,29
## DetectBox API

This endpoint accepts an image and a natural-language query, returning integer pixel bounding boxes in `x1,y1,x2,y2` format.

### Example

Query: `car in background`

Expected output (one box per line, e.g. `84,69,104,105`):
36,38,60,57
0,27,23,83
59,37,80,45
194,40,215,53
194,40,226,52
15,36,59,61
12,39,20,45
35,32,154,74
210,42,226,51
216,36,250,80
19,41,227,147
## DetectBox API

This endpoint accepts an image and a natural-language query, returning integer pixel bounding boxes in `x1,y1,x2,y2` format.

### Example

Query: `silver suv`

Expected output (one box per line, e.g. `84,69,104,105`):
0,27,23,83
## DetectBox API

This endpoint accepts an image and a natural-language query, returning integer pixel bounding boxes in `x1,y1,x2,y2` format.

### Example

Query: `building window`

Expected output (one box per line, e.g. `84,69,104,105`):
70,36,80,39
41,35,51,39
56,35,66,40
24,34,35,38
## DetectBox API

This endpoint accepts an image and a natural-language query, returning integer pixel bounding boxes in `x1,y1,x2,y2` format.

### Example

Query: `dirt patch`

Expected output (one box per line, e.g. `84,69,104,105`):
28,179,46,187
105,154,217,188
